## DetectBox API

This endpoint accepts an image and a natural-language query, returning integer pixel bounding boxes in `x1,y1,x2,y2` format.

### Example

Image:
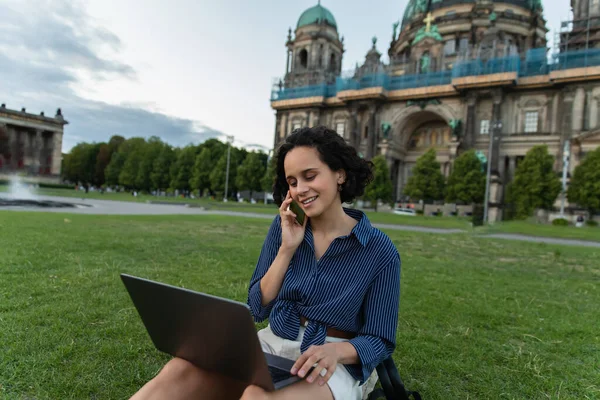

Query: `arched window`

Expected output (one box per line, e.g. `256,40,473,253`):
329,53,336,71
299,49,308,68
319,44,323,67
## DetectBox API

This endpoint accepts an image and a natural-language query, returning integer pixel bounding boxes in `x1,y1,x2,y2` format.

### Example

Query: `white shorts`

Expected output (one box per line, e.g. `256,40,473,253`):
257,324,378,400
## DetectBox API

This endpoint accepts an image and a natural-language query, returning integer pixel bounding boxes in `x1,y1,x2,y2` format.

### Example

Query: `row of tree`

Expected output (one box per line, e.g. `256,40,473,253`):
61,134,599,217
62,136,274,198
402,145,600,218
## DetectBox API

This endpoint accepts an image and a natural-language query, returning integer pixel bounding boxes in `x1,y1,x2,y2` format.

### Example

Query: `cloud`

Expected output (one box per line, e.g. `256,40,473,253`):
0,0,224,152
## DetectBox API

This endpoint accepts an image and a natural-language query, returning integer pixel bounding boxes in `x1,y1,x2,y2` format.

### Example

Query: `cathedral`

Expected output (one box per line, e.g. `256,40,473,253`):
270,0,600,221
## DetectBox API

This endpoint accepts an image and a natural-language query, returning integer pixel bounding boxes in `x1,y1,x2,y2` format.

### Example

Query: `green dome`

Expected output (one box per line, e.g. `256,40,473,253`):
401,0,542,28
297,3,337,29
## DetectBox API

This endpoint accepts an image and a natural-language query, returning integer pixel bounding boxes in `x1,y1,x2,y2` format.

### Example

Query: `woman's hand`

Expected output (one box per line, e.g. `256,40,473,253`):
291,343,340,386
279,191,307,252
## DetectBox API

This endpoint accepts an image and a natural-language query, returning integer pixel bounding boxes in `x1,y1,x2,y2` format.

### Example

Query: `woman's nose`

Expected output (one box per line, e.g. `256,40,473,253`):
296,180,309,194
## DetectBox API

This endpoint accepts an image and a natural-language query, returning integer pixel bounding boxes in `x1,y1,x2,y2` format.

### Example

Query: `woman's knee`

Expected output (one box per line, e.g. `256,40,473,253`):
158,358,203,383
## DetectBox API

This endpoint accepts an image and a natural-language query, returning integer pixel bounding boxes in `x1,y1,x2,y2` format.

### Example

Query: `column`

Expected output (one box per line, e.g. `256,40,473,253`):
367,105,377,159
498,155,506,183
550,93,560,133
273,113,281,148
464,93,477,149
590,95,599,129
491,93,503,175
9,126,18,170
572,87,585,132
34,130,43,174
281,113,288,138
508,156,516,182
51,132,62,176
392,160,401,202
347,105,359,148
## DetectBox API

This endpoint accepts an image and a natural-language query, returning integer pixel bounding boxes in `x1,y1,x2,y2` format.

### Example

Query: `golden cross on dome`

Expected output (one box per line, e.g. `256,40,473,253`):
423,12,435,32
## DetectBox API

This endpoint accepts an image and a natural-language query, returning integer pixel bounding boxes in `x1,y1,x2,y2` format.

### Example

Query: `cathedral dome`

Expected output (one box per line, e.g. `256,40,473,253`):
297,2,337,29
401,0,542,28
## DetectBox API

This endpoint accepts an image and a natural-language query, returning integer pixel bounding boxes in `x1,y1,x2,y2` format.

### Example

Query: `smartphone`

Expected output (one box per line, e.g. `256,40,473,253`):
289,200,306,225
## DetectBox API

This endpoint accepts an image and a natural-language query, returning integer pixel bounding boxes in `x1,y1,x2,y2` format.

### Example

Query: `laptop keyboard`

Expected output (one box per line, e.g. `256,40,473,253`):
268,365,293,383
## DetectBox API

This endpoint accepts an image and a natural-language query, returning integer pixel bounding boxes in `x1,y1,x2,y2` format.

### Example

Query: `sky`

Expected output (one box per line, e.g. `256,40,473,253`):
0,0,570,153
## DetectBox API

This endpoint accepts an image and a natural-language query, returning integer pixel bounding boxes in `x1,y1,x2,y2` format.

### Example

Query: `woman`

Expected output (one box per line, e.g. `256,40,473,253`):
131,126,400,400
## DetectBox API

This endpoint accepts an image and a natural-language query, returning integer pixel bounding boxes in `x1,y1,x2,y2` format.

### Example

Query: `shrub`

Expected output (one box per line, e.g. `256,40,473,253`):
586,220,598,227
552,218,569,226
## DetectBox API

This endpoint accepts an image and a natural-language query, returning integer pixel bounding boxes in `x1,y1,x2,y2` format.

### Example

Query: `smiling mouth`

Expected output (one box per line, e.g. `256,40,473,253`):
301,196,318,205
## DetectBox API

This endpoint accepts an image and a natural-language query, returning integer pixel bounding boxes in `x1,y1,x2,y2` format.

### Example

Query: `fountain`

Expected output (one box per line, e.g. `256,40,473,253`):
0,175,84,209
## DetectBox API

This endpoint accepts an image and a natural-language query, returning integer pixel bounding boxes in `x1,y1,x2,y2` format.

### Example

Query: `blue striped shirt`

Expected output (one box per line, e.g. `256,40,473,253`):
247,208,401,384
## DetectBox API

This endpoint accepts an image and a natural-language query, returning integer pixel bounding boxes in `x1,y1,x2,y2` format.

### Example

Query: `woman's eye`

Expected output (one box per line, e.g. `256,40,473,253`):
306,176,315,181
289,181,297,187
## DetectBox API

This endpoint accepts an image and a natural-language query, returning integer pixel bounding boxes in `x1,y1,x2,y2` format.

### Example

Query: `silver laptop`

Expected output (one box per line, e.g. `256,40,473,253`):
120,274,304,391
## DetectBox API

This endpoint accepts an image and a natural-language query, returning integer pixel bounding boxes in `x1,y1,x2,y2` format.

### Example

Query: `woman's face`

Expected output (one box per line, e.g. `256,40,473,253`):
283,146,344,219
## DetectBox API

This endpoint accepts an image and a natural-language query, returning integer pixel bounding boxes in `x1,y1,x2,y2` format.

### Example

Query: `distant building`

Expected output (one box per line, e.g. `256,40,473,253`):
0,104,67,183
270,0,600,221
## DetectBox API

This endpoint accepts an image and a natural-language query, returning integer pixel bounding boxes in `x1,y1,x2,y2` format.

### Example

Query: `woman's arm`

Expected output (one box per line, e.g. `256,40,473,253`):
347,250,401,383
258,246,295,306
247,191,307,320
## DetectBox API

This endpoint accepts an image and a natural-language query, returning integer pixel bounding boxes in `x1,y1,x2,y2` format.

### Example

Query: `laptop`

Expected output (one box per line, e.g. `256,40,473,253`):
120,273,304,391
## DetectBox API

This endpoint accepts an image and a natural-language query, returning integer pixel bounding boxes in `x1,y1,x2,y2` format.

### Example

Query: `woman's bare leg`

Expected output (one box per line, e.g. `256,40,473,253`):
130,358,248,400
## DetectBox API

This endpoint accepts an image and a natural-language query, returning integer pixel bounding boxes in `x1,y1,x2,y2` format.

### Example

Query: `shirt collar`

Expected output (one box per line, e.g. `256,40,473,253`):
343,207,373,247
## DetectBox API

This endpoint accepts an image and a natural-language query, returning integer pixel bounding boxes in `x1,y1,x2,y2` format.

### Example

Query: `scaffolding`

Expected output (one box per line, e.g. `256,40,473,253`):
557,15,600,54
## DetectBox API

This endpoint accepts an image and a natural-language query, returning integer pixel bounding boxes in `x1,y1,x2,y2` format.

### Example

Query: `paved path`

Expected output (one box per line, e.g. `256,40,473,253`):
1,194,598,248
480,233,600,248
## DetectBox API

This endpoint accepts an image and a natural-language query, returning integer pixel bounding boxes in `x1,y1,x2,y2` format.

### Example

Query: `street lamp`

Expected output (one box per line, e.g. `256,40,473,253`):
559,140,570,218
223,135,234,202
483,120,502,224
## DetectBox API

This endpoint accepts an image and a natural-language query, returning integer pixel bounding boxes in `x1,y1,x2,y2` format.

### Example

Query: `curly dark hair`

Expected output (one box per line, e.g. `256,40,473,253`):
272,126,374,206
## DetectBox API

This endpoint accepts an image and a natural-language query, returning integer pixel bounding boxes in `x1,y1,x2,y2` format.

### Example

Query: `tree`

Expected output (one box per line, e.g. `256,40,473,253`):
107,135,125,155
567,146,600,216
118,138,147,189
62,142,99,187
507,145,561,219
94,143,111,187
135,137,163,192
105,151,126,187
151,144,176,192
404,148,445,202
105,137,145,188
236,151,266,199
189,147,213,197
445,150,486,204
200,138,227,164
170,145,196,192
363,155,393,212
209,153,229,196
261,156,276,193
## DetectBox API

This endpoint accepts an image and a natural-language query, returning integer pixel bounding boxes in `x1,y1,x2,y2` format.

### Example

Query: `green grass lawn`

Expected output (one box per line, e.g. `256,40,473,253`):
481,220,600,243
1,212,598,399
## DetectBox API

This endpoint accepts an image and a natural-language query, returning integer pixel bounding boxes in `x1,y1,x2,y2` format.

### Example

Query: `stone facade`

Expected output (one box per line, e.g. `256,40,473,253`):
0,104,68,183
271,1,600,221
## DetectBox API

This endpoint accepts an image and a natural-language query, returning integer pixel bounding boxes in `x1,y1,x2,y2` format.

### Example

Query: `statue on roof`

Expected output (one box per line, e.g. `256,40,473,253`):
415,0,428,14
420,53,431,73
412,24,443,45
392,21,400,41
530,0,543,11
